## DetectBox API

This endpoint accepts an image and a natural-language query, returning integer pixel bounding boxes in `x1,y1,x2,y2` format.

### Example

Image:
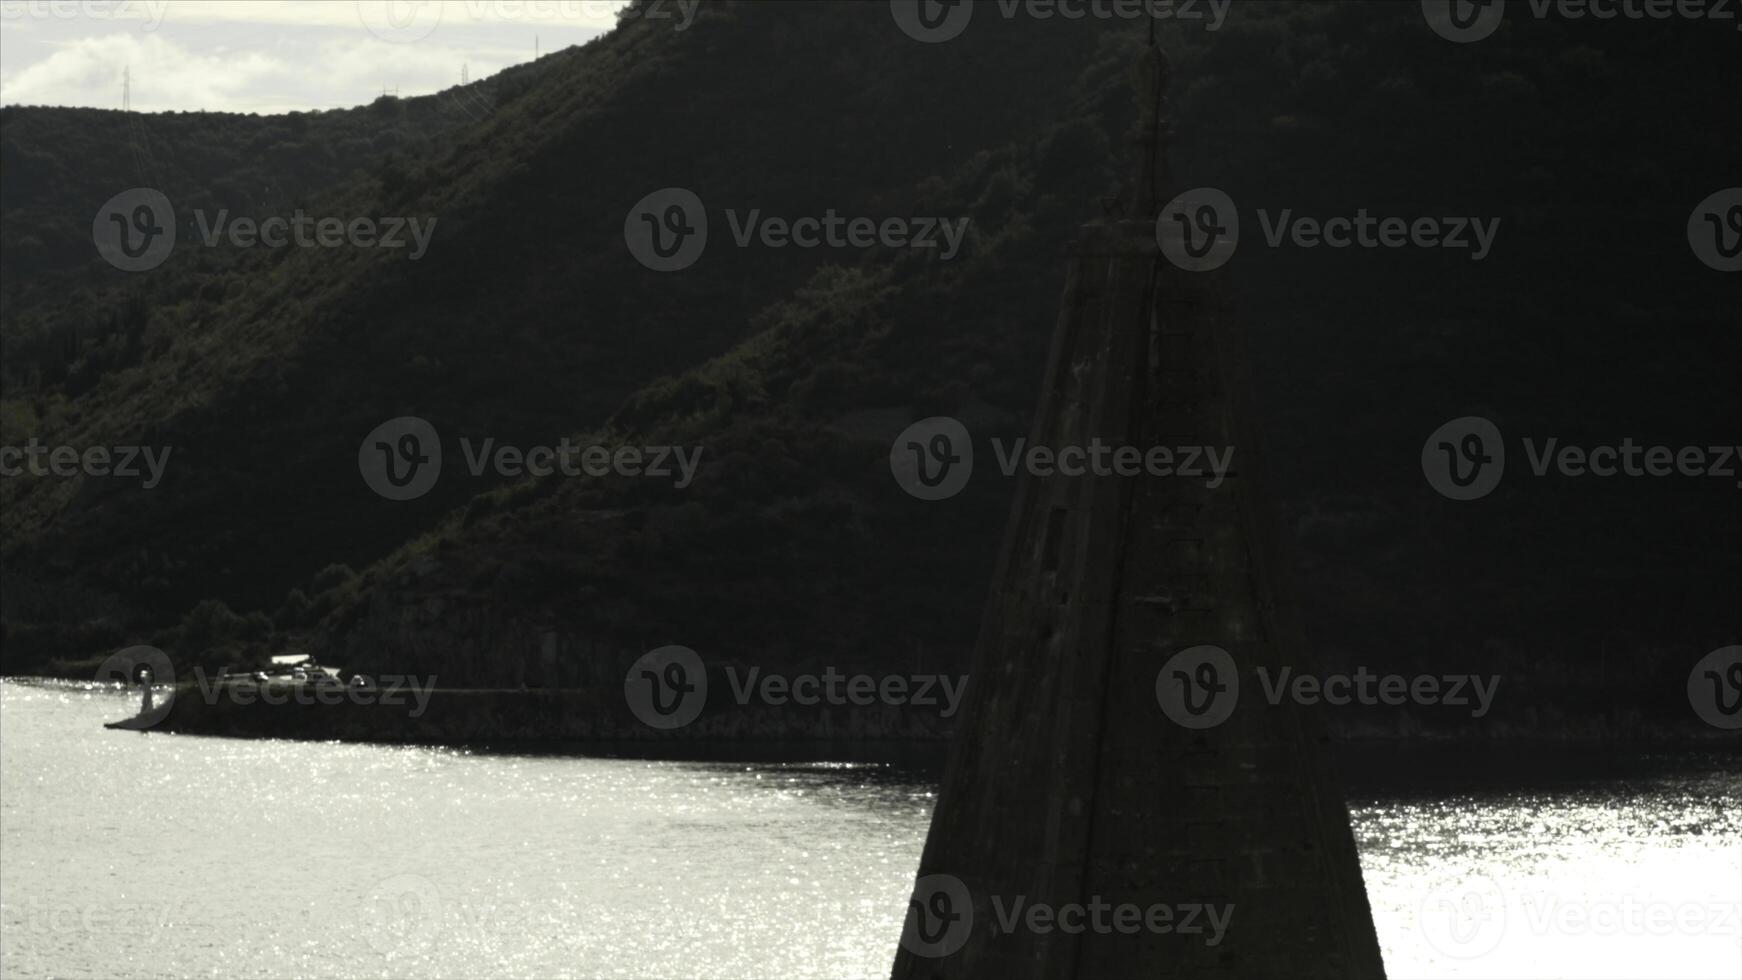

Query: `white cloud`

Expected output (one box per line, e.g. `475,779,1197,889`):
4,33,289,112
0,0,627,112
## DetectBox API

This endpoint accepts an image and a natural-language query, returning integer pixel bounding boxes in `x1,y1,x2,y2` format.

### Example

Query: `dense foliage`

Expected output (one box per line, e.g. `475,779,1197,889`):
2,1,1736,734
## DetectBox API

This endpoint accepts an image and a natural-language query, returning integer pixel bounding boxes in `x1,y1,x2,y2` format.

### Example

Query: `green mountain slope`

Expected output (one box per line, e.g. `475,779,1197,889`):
2,3,1736,741
324,4,1740,736
1,0,1115,669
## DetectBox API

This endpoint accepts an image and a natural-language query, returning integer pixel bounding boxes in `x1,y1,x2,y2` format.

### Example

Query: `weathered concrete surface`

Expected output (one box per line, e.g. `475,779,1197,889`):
890,212,1387,978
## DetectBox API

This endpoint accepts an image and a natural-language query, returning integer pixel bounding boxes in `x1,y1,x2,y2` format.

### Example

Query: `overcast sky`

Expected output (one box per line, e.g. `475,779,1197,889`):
0,1,633,114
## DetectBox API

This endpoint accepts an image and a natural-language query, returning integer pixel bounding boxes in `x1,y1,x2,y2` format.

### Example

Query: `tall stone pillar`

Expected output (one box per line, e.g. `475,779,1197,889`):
891,42,1386,980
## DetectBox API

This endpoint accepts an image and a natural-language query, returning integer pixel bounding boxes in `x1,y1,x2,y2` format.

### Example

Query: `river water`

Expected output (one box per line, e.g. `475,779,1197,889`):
2,680,1737,979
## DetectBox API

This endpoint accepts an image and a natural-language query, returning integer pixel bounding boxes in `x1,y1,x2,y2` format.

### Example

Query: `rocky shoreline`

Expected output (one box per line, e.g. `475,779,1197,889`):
7,671,1727,754
69,682,1728,752
94,680,961,752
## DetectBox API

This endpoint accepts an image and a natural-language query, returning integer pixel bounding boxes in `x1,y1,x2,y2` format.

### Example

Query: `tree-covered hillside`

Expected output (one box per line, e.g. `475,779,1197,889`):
3,2,1736,737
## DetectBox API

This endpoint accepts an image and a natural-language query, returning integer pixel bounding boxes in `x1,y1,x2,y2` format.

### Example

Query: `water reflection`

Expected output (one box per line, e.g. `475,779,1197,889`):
2,680,1736,979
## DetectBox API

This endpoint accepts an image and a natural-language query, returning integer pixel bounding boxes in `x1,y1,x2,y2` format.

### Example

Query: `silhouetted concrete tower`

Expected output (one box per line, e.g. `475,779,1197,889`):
891,39,1386,980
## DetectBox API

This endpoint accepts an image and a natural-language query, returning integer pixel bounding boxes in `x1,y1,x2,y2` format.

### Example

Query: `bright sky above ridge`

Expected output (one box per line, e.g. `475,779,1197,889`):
1,1,633,113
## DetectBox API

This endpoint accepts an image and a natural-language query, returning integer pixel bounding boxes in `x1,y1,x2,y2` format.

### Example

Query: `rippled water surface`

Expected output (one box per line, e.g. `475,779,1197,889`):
3,681,1737,979
1352,759,1741,979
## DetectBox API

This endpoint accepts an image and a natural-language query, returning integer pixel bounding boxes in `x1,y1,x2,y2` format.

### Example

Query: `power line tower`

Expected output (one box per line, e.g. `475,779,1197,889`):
461,62,469,85
122,66,131,111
